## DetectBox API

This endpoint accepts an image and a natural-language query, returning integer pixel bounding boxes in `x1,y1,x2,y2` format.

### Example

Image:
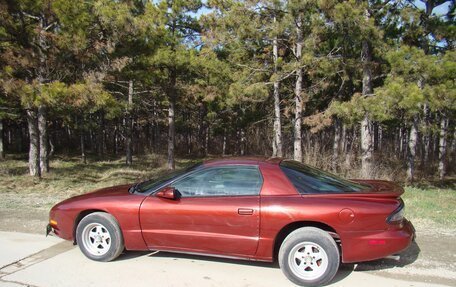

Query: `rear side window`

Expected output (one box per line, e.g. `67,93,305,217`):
280,160,369,194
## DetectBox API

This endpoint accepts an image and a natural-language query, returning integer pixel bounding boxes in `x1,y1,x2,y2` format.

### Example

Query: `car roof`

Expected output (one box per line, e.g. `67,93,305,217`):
203,157,283,167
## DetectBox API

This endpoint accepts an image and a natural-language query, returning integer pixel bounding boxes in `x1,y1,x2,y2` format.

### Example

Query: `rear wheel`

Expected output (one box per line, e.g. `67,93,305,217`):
278,227,340,286
76,212,124,262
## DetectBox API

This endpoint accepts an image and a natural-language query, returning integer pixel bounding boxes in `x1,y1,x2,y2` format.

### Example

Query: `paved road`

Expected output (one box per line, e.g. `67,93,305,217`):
0,232,451,287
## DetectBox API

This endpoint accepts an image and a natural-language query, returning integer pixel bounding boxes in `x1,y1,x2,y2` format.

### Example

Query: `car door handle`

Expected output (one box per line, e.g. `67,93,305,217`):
238,208,254,215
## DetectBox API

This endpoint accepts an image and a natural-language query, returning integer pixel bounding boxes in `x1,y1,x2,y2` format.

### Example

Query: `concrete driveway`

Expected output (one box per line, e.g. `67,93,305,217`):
0,231,451,287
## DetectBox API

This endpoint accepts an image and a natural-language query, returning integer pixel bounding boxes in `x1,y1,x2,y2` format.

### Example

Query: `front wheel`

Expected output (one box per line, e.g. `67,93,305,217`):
76,212,124,262
278,227,340,286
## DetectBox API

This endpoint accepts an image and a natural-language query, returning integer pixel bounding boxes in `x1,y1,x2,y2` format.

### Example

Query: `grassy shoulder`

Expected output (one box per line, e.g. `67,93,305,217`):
403,186,456,230
0,154,455,232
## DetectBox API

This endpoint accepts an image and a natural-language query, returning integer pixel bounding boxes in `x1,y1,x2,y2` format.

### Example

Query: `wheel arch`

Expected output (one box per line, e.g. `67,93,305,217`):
273,221,341,262
73,209,108,244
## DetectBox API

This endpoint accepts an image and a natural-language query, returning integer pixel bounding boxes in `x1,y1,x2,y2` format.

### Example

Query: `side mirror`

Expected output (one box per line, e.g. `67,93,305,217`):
156,186,181,200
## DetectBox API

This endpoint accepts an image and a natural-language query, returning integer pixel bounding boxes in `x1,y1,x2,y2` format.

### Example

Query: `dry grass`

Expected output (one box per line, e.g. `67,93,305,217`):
0,154,199,210
0,154,455,231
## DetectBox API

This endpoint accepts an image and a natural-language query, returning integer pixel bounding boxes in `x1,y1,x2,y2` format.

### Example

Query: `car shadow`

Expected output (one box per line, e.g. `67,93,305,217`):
147,251,279,269
331,263,355,283
114,241,419,285
155,251,357,284
354,240,421,271
116,250,152,261
116,250,355,283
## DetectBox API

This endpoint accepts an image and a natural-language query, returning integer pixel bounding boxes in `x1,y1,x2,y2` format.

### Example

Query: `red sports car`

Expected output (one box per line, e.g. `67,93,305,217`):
47,158,415,286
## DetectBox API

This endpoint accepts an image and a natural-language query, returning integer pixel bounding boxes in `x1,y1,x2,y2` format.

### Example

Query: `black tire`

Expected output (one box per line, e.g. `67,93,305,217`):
76,212,124,262
278,227,340,287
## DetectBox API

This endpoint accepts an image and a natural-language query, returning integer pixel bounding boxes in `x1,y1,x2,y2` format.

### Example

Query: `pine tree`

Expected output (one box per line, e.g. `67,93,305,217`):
151,0,203,169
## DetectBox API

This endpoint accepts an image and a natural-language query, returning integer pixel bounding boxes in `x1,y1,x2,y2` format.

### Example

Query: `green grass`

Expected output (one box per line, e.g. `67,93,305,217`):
0,154,455,231
403,186,456,229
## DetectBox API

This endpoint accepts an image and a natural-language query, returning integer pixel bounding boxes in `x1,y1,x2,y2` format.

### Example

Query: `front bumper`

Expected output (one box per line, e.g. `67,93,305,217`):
341,219,416,263
46,224,53,236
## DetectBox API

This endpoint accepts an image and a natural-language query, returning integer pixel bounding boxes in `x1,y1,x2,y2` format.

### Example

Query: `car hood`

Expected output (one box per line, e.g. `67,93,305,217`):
57,184,132,205
84,184,131,197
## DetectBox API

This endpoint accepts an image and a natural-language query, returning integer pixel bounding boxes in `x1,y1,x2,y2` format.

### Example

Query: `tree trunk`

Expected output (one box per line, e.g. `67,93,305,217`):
272,16,283,158
66,125,72,155
185,113,191,155
7,126,11,146
36,18,49,171
126,80,133,166
438,114,448,180
197,103,206,156
341,123,347,154
401,126,408,159
332,118,341,171
36,18,47,174
240,128,246,156
407,118,418,182
0,119,4,160
222,129,227,156
360,36,374,178
168,98,176,170
49,138,54,158
89,124,94,152
97,113,105,158
377,124,382,151
361,115,373,178
78,107,85,163
102,114,106,154
293,15,303,162
80,130,86,164
422,104,431,168
373,123,379,151
344,126,355,173
38,105,49,173
205,125,209,156
134,124,140,155
26,109,40,177
114,125,119,156
153,100,159,153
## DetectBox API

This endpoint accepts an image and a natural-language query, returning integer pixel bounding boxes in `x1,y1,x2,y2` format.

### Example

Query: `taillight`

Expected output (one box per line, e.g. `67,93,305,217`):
387,198,405,224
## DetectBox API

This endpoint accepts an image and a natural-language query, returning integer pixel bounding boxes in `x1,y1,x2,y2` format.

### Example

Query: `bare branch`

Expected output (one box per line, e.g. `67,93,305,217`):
103,80,129,89
44,22,57,31
21,12,40,21
133,90,156,95
107,90,126,96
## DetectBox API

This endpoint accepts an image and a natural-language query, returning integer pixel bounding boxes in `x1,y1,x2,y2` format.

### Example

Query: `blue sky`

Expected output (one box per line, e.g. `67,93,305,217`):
415,0,451,16
192,0,452,18
152,0,451,18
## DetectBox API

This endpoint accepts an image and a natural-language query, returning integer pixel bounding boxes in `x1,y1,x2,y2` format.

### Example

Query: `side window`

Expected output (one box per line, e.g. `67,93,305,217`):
172,166,263,197
280,160,369,194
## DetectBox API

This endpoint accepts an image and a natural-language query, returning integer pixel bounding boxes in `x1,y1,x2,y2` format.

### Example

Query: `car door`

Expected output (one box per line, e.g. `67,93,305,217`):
139,165,262,257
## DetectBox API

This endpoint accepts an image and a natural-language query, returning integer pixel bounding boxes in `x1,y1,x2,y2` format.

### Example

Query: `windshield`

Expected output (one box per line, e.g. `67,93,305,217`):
280,160,370,194
132,162,202,193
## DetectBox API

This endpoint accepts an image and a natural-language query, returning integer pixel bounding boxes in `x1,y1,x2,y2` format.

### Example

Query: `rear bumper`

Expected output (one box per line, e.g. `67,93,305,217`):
341,219,415,263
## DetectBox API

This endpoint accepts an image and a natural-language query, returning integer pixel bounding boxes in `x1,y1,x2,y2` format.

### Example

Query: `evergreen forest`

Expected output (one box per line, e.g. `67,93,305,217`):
0,0,455,182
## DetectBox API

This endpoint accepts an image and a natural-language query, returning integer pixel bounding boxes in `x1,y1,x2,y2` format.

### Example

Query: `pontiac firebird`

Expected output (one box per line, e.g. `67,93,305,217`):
47,158,415,286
